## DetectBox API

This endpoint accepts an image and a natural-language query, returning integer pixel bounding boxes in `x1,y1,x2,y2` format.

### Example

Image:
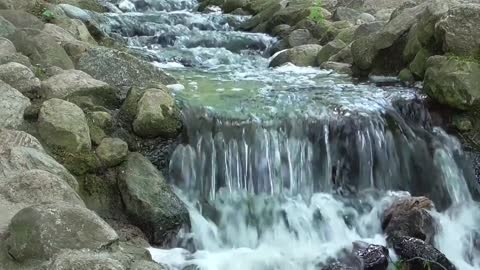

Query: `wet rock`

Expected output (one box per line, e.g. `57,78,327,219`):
0,16,15,38
118,152,190,245
382,196,435,244
47,250,125,270
317,39,347,65
96,138,129,167
391,236,456,270
10,28,74,69
132,88,182,139
321,61,352,75
0,80,30,129
353,242,389,270
398,68,415,84
40,69,119,109
435,3,480,57
78,47,175,93
119,0,136,12
38,98,91,152
424,56,480,110
0,62,40,95
0,10,43,29
5,203,118,262
270,44,323,67
288,28,313,47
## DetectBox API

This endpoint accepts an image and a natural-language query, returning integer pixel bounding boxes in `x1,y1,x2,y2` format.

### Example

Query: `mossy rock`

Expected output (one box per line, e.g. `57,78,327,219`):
49,146,101,176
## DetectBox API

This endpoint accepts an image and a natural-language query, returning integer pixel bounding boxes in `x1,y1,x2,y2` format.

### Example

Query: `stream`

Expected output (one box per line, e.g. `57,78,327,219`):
99,0,480,269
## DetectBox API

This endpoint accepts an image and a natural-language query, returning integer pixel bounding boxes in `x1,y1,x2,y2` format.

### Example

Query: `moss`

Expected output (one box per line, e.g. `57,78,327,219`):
447,54,480,64
49,146,101,176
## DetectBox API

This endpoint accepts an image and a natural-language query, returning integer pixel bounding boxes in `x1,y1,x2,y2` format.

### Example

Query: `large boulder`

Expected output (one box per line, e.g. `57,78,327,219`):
435,3,480,57
54,17,98,45
118,153,190,245
0,0,40,10
423,56,480,110
40,69,119,108
10,28,74,69
77,47,175,93
317,39,346,65
287,28,314,47
0,10,43,29
270,44,323,67
265,5,310,32
0,62,40,95
47,250,125,270
0,80,30,129
0,16,15,37
332,7,362,24
132,88,182,139
38,98,92,152
5,203,118,262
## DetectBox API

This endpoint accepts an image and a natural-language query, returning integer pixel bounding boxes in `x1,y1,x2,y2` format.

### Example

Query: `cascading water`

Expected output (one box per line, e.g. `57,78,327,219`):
99,0,480,269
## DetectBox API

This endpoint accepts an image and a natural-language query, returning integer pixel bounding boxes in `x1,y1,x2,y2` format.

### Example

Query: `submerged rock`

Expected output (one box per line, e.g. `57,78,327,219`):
118,153,190,245
38,98,91,152
0,80,31,129
5,203,118,262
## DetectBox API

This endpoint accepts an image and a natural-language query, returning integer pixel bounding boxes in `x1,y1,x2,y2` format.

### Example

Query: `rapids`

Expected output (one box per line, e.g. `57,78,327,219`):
99,0,480,269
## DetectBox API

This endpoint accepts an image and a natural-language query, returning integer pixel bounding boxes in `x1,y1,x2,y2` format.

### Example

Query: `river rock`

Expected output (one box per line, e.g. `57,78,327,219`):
47,250,125,270
0,16,15,37
77,47,175,92
353,242,389,270
0,62,40,95
38,98,92,152
424,56,480,110
10,28,74,69
317,39,346,65
382,196,435,244
321,61,352,75
288,28,313,47
118,153,190,245
132,88,182,139
5,203,118,262
0,10,43,29
435,3,480,57
0,80,30,129
0,169,84,206
40,69,119,108
270,44,323,67
0,37,15,55
96,138,128,167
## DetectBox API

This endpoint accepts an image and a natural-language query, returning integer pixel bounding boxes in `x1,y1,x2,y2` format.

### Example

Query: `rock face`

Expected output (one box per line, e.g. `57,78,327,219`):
40,69,119,108
132,88,182,139
270,44,323,67
10,28,74,69
96,138,129,167
77,47,175,92
435,3,480,57
423,56,480,110
0,169,84,206
0,62,40,95
0,80,31,129
118,153,190,245
38,98,92,152
5,203,118,262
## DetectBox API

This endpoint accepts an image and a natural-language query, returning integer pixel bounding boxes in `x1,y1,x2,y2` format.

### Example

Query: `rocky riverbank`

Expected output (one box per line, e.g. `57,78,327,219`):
0,0,190,269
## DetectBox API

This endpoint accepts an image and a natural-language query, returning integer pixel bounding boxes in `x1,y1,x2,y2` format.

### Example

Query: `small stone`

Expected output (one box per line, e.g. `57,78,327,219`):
96,138,128,167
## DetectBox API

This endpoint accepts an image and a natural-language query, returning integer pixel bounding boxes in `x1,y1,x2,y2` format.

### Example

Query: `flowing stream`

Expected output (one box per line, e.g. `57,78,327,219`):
100,0,480,269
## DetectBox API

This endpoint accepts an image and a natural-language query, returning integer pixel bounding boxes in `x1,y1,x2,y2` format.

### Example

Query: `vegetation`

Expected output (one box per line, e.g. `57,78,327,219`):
41,9,56,22
308,0,325,25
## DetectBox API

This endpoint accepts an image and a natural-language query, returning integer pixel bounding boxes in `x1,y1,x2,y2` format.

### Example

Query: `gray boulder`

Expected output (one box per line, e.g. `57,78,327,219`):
132,88,182,139
55,17,98,45
0,0,40,10
10,28,74,69
0,53,33,69
118,153,190,245
77,47,175,93
0,16,15,37
317,39,346,65
0,62,40,95
40,69,119,108
333,7,362,24
435,3,480,57
270,44,323,67
47,250,125,270
424,56,480,110
5,203,118,262
0,37,15,56
96,138,128,167
329,44,353,64
287,28,313,47
0,10,43,29
0,128,44,153
38,98,92,152
0,80,30,129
